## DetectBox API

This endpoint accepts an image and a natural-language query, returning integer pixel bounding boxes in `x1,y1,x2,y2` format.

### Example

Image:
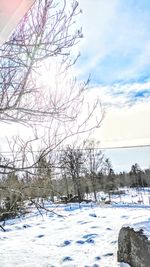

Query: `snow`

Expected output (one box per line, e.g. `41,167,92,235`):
120,264,130,267
129,219,150,241
0,189,150,267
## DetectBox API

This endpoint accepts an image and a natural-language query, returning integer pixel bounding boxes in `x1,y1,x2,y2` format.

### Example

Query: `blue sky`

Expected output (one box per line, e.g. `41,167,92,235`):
104,146,150,173
77,0,150,85
74,0,150,171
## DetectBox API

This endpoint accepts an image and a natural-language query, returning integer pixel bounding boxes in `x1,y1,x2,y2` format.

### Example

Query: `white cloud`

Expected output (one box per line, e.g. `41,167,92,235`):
93,102,150,148
86,81,150,148
88,81,150,108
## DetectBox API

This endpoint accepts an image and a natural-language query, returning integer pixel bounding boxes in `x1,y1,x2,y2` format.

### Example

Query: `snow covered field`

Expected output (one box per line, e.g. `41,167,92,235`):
0,189,150,267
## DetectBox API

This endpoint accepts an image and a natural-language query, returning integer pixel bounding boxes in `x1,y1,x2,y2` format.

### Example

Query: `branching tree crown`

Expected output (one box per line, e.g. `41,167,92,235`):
0,0,104,176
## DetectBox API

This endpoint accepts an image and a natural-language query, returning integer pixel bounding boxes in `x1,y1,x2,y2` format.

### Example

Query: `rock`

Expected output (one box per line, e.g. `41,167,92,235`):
118,226,150,267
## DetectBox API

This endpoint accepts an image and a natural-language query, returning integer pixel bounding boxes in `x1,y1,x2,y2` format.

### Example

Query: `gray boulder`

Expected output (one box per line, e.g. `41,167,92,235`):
118,226,150,267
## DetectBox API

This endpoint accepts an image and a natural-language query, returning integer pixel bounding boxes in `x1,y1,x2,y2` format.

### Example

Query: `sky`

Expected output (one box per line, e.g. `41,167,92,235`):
0,0,150,172
72,0,150,171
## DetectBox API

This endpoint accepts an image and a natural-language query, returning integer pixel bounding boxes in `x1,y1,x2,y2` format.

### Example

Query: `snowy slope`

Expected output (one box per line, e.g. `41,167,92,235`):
0,201,150,267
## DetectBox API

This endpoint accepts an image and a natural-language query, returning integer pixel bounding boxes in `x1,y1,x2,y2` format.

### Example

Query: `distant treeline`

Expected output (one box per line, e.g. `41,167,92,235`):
0,144,150,221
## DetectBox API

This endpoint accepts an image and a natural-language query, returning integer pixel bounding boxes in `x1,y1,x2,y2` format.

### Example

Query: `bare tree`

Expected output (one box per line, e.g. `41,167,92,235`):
0,1,104,223
101,158,116,201
0,0,104,175
0,0,83,123
59,145,84,202
83,139,105,201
